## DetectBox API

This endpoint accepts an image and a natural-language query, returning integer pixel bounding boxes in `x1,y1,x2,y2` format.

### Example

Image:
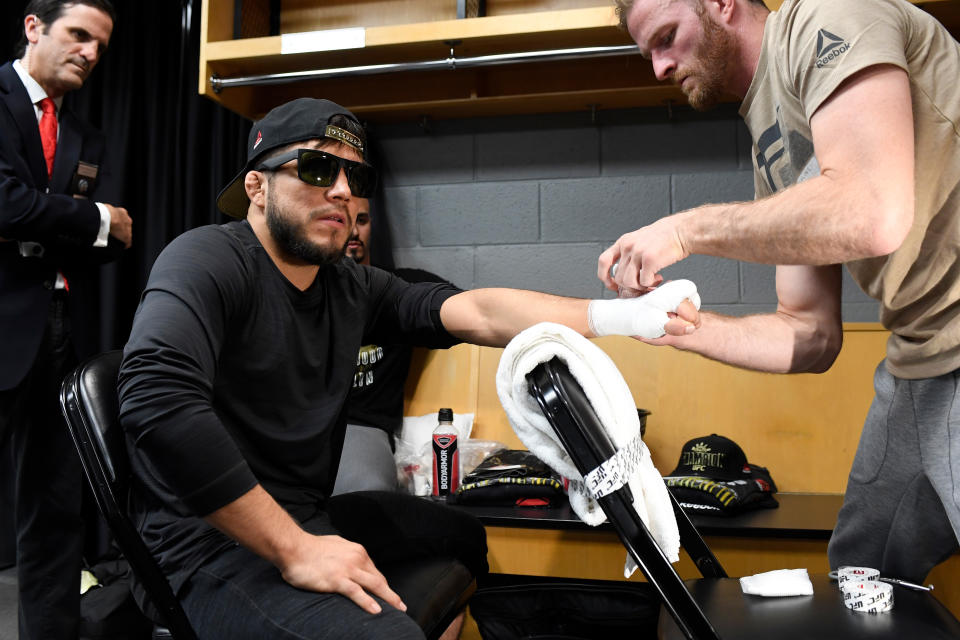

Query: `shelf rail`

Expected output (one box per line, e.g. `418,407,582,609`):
209,44,640,93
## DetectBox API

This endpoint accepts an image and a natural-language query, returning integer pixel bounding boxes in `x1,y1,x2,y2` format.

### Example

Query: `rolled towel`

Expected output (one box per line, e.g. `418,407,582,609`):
496,321,680,567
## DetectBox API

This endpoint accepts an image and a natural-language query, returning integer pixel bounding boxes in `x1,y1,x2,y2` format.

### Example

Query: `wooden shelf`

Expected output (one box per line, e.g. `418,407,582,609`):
199,0,960,123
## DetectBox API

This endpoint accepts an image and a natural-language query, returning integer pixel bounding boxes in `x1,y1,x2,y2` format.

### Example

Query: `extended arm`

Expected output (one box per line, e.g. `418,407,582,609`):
645,264,843,374
438,285,700,347
600,65,915,290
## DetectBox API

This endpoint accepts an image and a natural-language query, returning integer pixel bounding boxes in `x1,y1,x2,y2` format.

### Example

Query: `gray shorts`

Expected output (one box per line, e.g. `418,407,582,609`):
828,360,960,582
333,424,399,495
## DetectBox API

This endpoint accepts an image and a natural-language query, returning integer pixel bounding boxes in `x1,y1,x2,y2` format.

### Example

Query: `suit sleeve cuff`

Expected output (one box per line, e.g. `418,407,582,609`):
94,202,110,247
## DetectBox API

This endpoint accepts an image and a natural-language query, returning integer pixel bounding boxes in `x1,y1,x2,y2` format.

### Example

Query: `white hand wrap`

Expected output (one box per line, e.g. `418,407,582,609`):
587,279,701,339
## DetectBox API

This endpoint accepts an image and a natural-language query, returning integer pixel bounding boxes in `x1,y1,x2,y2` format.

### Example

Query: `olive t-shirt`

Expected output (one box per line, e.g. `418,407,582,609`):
740,0,960,378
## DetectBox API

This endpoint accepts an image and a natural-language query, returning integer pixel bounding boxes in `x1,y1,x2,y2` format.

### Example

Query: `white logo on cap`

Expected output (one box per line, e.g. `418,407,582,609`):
324,125,363,153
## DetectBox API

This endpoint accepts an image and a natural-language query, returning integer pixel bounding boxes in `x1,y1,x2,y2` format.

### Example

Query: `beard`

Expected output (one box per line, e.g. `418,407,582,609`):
345,242,366,263
265,192,348,266
678,8,736,111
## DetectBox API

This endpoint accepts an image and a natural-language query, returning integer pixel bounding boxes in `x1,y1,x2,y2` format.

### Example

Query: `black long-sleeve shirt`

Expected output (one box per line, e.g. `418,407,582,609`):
118,220,460,592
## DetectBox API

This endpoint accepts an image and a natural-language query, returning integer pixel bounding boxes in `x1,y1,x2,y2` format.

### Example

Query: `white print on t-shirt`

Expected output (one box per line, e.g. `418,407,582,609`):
353,344,384,388
754,106,817,193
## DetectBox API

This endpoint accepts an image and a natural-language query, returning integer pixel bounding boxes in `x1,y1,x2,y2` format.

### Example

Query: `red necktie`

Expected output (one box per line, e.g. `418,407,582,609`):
38,97,57,179
39,98,68,291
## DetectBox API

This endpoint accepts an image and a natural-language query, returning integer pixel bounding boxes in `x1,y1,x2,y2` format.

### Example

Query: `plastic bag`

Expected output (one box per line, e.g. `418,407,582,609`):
395,437,431,496
394,437,507,496
460,439,508,477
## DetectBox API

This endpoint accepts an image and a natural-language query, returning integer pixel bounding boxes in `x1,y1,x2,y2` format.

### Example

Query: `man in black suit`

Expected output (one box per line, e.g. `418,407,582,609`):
0,1,130,638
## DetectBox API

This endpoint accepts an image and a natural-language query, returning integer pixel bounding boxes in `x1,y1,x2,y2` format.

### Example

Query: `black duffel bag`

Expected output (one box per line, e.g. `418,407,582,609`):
469,573,659,640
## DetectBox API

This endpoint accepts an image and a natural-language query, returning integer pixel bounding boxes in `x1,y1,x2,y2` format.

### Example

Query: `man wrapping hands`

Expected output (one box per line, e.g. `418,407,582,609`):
605,0,960,586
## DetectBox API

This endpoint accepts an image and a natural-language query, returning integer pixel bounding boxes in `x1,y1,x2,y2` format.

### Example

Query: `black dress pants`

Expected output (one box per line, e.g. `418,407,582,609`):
0,291,82,640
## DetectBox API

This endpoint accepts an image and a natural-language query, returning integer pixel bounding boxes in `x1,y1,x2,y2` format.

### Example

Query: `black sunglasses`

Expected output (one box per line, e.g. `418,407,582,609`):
255,148,377,198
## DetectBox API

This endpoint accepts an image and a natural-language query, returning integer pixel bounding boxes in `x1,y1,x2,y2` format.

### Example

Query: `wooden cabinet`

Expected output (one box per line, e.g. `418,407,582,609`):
198,0,960,122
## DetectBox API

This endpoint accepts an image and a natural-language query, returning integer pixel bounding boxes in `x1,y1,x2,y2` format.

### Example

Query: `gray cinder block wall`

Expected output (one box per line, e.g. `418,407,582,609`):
371,104,879,322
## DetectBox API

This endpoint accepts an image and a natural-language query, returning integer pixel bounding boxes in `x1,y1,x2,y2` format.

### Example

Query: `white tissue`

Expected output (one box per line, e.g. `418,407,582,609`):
739,568,814,597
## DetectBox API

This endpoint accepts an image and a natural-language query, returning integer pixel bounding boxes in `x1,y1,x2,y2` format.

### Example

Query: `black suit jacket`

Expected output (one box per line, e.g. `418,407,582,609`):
0,61,124,390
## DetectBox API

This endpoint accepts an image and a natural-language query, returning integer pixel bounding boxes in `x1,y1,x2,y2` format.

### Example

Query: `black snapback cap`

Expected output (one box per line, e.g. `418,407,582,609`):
216,97,366,218
668,434,751,481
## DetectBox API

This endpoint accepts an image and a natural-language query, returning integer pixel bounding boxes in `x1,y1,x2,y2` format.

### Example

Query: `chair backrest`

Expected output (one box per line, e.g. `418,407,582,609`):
60,351,198,640
526,356,724,640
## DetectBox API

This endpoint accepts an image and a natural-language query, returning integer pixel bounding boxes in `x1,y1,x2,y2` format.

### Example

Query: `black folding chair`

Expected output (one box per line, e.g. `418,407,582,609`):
60,351,475,640
527,356,960,640
60,351,195,640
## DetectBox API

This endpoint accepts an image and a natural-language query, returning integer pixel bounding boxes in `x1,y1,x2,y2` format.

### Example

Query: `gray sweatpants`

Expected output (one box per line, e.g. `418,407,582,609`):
332,424,399,495
828,360,960,582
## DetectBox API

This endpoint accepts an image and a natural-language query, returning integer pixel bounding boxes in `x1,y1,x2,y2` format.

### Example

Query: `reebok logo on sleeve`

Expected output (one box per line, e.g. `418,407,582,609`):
815,29,851,68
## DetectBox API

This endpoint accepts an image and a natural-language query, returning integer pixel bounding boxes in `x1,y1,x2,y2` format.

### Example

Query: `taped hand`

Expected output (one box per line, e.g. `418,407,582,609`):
587,279,701,339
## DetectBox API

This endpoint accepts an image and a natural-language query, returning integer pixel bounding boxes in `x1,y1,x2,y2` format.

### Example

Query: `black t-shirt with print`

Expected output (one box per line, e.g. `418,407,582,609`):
347,267,458,438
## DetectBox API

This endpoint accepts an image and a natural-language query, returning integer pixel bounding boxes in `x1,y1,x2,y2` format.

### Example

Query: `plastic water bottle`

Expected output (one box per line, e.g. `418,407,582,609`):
431,408,460,498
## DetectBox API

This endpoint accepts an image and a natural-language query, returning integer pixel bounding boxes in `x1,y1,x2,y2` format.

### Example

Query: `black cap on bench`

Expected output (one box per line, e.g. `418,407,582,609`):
668,434,751,481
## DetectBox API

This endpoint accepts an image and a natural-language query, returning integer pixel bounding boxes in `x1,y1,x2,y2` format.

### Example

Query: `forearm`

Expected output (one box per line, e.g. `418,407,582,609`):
205,486,405,615
0,177,101,242
441,288,593,347
651,308,842,374
204,485,305,570
678,170,908,266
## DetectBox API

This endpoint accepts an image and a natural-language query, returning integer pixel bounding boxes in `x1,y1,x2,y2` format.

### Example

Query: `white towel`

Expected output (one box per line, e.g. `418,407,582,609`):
496,322,680,570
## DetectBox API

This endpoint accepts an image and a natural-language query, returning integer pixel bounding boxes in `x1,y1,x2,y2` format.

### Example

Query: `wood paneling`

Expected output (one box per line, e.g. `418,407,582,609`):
201,1,960,121
410,324,889,494
279,0,612,33
403,343,480,420
481,526,834,581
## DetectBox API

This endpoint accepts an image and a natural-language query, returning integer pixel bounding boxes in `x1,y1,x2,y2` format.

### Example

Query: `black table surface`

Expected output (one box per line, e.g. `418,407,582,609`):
659,574,960,640
451,492,843,540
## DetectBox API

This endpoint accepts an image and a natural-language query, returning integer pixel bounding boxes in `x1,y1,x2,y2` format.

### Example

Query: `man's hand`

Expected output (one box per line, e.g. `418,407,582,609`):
588,279,701,339
279,533,406,615
204,485,406,616
598,215,688,292
665,298,701,336
106,204,132,248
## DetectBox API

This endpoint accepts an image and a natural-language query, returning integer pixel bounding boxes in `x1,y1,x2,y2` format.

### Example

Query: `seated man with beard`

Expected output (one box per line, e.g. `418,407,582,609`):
118,97,701,640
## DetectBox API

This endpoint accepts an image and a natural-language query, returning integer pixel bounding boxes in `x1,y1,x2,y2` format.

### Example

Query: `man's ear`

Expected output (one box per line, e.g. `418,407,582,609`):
244,171,267,209
24,15,42,46
708,0,737,24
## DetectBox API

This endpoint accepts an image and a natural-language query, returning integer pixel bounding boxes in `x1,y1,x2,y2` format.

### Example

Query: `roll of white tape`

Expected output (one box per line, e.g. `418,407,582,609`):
841,579,894,613
837,566,879,587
